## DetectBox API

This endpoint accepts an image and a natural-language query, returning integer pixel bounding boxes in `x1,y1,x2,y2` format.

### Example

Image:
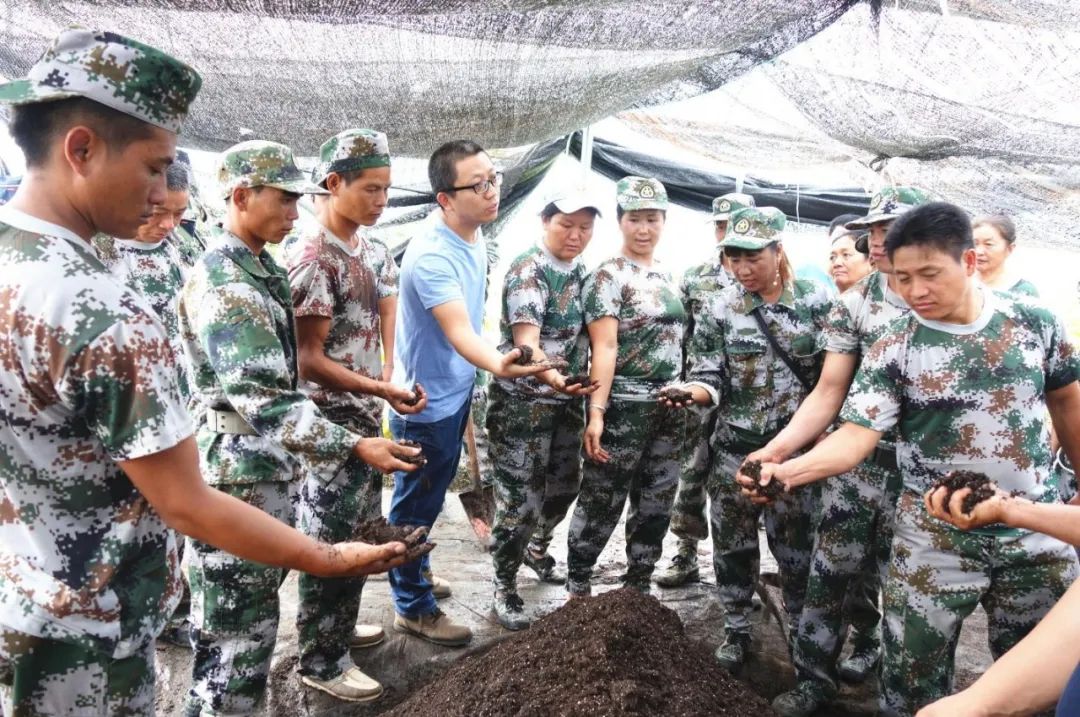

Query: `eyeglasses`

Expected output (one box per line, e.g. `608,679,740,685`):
443,171,503,195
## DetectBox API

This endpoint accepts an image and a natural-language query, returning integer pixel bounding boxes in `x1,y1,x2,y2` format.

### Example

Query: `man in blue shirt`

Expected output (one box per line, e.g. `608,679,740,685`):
389,140,551,646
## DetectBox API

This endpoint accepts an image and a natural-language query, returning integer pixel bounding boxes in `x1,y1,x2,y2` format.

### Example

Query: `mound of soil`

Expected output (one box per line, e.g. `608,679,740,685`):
932,470,996,514
353,518,435,562
741,459,782,499
382,588,774,717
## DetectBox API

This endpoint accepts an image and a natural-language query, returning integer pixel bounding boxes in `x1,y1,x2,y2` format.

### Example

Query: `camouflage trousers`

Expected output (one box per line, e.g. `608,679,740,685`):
486,384,584,594
668,409,717,542
710,447,817,637
566,400,681,594
471,370,494,488
792,458,902,693
880,490,1080,717
296,446,383,680
186,481,296,716
0,628,154,716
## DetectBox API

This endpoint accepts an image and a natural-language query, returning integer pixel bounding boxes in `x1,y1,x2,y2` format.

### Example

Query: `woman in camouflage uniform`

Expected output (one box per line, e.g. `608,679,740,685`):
667,206,833,672
565,176,687,597
487,189,601,629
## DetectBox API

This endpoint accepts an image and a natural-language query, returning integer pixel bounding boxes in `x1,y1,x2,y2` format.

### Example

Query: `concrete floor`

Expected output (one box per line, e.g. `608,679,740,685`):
154,489,992,716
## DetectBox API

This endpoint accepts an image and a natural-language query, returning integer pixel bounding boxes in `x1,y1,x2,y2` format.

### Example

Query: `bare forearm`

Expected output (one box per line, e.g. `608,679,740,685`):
589,344,617,408
299,352,383,397
446,325,503,373
378,297,395,367
777,424,878,487
1001,499,1080,546
769,383,848,458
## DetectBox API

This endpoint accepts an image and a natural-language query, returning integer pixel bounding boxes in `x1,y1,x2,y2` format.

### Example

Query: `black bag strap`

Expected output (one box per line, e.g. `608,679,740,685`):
750,305,813,392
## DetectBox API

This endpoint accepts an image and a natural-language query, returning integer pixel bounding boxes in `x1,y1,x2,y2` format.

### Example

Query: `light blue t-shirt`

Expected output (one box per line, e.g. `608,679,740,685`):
392,213,487,423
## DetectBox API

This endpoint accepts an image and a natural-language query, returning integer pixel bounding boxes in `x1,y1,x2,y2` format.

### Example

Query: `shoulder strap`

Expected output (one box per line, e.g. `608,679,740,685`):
750,305,813,392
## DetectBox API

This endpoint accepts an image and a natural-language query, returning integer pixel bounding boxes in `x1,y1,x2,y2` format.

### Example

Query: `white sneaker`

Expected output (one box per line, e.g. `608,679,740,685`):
300,666,383,702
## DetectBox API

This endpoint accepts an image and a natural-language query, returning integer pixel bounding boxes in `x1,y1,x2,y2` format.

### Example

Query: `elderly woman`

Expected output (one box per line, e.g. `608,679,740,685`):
826,214,872,293
565,176,687,597
973,214,1038,297
666,206,833,672
487,189,600,629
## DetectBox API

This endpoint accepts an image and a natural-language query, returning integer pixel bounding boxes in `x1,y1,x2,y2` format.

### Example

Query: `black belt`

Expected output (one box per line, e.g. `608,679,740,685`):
869,444,898,471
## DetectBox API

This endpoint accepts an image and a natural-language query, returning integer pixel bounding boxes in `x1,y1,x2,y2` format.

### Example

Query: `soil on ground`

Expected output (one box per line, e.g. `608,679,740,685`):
353,518,435,562
741,459,782,500
382,588,775,717
931,471,996,514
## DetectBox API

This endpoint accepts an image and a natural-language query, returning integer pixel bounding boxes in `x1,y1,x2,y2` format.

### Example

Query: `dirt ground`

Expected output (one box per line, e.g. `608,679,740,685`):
154,489,992,716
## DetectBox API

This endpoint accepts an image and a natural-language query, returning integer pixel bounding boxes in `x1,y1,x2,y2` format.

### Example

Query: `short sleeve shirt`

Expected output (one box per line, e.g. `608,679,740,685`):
0,206,192,658
495,243,588,401
841,290,1079,531
680,250,733,372
284,225,398,432
583,256,686,399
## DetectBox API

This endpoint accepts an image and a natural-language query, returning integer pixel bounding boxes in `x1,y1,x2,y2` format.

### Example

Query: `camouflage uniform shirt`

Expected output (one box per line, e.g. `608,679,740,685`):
680,249,733,372
284,225,398,432
178,225,359,485
582,256,686,400
95,235,190,398
841,289,1079,532
689,278,833,445
496,242,588,401
0,206,191,657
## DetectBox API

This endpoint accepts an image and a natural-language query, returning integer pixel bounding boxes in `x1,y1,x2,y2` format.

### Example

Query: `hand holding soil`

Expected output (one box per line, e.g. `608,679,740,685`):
353,517,435,564
657,385,695,408
924,471,1010,529
398,382,426,408
392,439,427,466
738,459,784,501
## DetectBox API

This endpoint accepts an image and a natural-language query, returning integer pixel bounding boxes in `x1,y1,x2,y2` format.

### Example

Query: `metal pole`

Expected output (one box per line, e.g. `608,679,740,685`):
580,125,594,183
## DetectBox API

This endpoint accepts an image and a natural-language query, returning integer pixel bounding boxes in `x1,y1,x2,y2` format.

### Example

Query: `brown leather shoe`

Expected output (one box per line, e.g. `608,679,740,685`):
393,609,472,647
349,624,385,649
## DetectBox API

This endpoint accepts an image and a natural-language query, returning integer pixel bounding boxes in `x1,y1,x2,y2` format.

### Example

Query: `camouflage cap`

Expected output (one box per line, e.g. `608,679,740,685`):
312,128,391,186
616,176,668,212
710,192,755,222
217,140,328,198
721,206,786,250
845,186,932,229
0,28,201,134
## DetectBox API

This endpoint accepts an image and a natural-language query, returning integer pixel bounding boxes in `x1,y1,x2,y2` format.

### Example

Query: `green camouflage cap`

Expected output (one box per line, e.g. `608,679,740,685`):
616,176,668,212
0,28,201,133
710,192,755,222
312,128,391,186
217,140,328,198
846,186,932,229
721,206,786,250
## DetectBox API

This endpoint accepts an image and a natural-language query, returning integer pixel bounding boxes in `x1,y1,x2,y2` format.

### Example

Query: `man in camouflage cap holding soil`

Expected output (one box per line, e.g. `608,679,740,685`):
283,129,428,701
178,140,425,713
0,29,419,716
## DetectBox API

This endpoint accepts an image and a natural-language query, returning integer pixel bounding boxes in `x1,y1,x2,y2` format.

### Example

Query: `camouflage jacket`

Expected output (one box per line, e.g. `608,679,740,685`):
583,255,686,400
94,235,190,399
841,289,1079,533
0,206,191,658
495,242,589,401
680,249,733,372
168,220,207,269
689,278,833,448
178,226,359,485
284,224,398,432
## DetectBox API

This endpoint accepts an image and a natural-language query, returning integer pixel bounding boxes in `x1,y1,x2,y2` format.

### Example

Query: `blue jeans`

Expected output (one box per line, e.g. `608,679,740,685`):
388,398,471,617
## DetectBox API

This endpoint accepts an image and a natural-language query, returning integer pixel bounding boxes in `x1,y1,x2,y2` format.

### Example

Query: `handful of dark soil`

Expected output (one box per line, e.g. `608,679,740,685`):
401,382,423,407
512,344,570,372
931,470,997,514
393,439,427,466
382,588,774,717
657,386,694,404
564,373,597,389
742,459,783,499
353,518,434,563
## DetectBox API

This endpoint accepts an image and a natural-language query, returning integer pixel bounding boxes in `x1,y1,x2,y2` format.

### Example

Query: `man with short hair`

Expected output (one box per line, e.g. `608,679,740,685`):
166,149,208,268
657,192,752,587
751,202,1080,717
179,140,425,713
284,128,425,701
758,187,933,715
388,140,554,646
0,28,417,716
